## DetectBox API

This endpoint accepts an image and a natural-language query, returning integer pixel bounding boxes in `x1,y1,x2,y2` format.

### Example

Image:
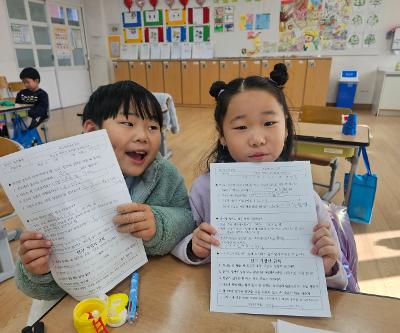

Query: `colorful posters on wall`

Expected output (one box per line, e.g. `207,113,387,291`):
123,28,143,43
122,11,142,28
239,14,254,31
189,26,210,42
166,26,187,42
144,27,164,43
214,6,234,32
144,10,163,26
165,9,186,26
255,13,270,30
188,7,210,24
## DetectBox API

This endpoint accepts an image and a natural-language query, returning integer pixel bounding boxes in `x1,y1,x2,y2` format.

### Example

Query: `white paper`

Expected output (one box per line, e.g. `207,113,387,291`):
276,320,339,333
139,44,150,60
0,130,148,300
193,7,204,25
210,162,331,317
180,42,192,59
150,43,161,59
160,43,171,59
120,44,139,60
192,43,203,59
171,43,181,59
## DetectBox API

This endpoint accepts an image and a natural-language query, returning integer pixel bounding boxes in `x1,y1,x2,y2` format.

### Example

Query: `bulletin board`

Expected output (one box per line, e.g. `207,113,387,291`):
112,0,384,59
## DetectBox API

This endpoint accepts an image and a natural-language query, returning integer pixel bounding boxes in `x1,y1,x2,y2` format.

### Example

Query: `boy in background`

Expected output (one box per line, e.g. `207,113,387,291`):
16,67,49,129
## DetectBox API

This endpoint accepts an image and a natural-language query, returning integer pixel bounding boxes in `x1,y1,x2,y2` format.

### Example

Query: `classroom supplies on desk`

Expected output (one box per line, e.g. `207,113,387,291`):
0,130,148,300
11,114,42,148
344,146,377,224
128,272,139,323
0,100,15,106
21,321,45,333
107,293,128,327
73,298,109,333
342,113,357,136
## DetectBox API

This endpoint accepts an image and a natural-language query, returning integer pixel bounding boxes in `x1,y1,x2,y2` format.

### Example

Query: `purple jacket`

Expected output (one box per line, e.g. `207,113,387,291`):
172,174,349,290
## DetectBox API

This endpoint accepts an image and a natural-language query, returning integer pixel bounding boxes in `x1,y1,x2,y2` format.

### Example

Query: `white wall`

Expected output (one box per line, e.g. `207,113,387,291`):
3,0,400,105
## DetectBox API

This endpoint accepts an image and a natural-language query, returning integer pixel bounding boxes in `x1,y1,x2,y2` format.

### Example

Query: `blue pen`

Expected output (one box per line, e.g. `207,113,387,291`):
128,272,139,323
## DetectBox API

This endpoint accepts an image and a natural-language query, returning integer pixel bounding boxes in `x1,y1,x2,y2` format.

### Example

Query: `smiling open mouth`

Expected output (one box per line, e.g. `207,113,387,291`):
126,151,147,161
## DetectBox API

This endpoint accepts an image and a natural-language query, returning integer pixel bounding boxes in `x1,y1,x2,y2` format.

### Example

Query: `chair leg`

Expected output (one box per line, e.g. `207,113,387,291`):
321,159,341,202
41,124,48,143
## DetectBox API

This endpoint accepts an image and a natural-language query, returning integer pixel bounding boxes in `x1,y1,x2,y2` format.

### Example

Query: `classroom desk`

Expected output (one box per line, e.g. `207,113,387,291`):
39,256,399,333
0,103,30,115
294,122,370,206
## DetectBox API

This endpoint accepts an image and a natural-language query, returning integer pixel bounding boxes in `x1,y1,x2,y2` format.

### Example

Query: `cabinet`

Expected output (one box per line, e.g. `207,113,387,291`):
239,60,261,77
303,59,332,106
283,59,307,109
128,61,147,88
219,60,239,83
181,61,200,105
112,61,130,82
163,61,182,104
261,59,283,78
146,61,164,92
112,57,332,108
200,61,219,105
372,70,400,116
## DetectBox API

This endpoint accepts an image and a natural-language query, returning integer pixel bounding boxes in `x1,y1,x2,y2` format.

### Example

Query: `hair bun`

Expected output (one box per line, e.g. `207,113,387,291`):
209,81,227,99
270,63,289,87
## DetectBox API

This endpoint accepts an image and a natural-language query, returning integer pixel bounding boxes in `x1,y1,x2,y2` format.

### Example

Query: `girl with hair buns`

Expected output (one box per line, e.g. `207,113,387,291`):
172,64,349,290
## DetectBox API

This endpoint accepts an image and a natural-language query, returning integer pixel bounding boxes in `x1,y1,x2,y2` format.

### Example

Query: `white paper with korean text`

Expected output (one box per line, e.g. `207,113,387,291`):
210,162,331,317
0,130,147,300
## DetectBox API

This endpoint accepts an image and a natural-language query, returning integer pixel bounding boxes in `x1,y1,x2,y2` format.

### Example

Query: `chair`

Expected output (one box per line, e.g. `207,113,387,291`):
8,81,25,101
293,105,352,202
0,76,11,100
0,137,22,283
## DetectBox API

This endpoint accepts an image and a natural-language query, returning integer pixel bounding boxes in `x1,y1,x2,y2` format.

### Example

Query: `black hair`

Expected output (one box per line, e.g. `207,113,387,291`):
19,67,40,82
203,63,294,172
82,80,163,129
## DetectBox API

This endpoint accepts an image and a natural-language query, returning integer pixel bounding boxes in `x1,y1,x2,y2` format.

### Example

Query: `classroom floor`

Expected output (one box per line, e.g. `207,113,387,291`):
1,105,399,332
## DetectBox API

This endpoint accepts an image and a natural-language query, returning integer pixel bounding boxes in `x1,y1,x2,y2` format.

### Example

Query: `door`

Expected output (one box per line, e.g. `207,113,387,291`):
200,61,219,105
129,61,147,88
181,61,200,105
48,2,91,107
146,61,164,92
219,60,239,83
5,0,61,109
163,61,182,104
303,59,332,106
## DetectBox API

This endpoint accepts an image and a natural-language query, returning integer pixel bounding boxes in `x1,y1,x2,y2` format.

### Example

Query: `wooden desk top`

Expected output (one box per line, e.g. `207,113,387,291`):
41,256,399,333
0,103,30,113
295,122,370,147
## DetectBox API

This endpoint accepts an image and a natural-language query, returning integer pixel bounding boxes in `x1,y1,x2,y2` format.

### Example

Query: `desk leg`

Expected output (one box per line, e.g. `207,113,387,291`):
344,147,360,206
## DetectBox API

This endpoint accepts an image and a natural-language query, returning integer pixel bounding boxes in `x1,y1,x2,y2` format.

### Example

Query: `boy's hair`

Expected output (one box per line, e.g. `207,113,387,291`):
19,67,40,82
202,64,294,172
82,80,163,129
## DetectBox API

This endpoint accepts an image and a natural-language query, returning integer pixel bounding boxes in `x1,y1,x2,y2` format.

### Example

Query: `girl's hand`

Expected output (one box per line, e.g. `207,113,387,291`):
19,231,51,275
311,222,340,276
113,202,156,241
192,222,220,259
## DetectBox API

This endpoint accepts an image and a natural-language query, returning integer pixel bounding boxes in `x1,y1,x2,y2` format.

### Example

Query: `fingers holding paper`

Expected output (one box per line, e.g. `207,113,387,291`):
113,202,156,241
19,231,51,275
311,223,340,276
192,222,220,259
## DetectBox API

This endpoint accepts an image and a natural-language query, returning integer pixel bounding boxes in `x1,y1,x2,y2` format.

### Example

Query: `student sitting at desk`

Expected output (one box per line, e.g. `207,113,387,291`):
15,80,195,300
172,67,348,290
15,67,49,130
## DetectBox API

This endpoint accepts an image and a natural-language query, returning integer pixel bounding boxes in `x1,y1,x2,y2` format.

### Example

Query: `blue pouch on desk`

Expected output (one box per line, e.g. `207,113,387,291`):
344,146,377,224
12,114,42,148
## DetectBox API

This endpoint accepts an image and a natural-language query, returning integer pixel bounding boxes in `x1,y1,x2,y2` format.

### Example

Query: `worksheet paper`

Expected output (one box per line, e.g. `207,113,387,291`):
210,162,331,317
0,130,148,300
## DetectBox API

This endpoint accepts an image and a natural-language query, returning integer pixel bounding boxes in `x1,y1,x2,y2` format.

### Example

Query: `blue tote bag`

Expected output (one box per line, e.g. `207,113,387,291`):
344,146,377,224
12,115,43,148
